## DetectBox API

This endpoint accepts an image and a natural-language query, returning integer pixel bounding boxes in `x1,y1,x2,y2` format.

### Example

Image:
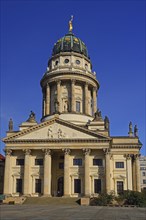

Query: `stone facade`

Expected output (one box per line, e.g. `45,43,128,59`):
2,22,142,197
140,156,146,190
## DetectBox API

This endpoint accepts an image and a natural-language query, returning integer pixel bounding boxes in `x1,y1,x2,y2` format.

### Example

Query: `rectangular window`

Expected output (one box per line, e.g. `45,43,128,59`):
16,159,24,166
117,181,124,194
35,179,41,193
76,101,80,112
74,179,81,193
73,158,82,166
59,162,64,169
94,179,101,193
143,180,146,184
116,162,124,168
35,159,43,166
142,172,146,176
16,179,22,193
93,159,103,166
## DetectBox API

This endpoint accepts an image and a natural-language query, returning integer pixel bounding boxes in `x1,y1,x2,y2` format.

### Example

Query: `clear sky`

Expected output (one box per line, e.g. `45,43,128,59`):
0,0,145,155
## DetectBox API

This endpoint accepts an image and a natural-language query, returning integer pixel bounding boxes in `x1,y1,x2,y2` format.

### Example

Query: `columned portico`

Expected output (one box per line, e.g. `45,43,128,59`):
43,149,52,196
63,148,71,197
4,149,12,195
23,149,31,196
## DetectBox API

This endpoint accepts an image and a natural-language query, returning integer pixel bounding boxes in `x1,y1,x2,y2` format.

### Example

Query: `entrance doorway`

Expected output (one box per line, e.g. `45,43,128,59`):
57,177,64,197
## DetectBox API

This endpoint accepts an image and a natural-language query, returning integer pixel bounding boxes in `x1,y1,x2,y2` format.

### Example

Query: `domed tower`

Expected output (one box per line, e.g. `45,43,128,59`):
40,18,99,125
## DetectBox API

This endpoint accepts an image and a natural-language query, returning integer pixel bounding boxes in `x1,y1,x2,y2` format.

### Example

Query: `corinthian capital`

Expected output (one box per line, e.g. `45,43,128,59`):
103,148,110,155
42,149,51,155
4,149,12,156
83,148,91,155
62,148,71,155
23,149,31,155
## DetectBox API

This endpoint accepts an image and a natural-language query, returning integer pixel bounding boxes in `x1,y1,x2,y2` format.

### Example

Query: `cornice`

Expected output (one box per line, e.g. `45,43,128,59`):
40,70,99,89
4,138,110,144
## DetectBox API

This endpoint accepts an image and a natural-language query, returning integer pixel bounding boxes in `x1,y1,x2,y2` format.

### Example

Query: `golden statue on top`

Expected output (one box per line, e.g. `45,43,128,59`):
69,15,73,32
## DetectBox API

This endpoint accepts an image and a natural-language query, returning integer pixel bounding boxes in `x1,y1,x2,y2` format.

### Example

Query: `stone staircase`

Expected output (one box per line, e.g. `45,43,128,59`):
3,196,26,204
24,197,80,205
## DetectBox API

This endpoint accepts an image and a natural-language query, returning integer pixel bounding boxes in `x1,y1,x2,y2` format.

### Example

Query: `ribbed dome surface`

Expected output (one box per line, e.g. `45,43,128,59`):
52,32,89,58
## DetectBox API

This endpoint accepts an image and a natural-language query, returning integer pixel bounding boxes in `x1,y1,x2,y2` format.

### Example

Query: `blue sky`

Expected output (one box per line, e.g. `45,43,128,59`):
0,0,145,155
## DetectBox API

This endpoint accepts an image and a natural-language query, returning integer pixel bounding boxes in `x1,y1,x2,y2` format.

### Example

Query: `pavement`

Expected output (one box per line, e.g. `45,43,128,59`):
1,205,146,220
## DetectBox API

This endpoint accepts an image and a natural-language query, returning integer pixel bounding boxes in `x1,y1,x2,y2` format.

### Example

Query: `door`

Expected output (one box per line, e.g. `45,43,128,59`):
57,177,64,196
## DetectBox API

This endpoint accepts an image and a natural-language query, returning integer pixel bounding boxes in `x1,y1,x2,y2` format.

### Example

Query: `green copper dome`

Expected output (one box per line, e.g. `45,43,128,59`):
52,32,89,58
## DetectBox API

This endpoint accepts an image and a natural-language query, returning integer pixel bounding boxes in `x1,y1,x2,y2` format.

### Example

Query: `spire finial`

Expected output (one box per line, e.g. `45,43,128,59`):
69,15,73,32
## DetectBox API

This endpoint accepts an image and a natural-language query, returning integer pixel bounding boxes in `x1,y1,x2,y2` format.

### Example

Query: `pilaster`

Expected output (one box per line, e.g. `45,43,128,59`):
135,154,141,192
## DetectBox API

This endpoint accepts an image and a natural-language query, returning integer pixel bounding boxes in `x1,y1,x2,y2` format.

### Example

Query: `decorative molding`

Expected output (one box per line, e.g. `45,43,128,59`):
82,148,91,155
103,148,110,155
4,149,12,156
42,149,51,156
4,138,110,144
23,149,31,155
62,148,71,155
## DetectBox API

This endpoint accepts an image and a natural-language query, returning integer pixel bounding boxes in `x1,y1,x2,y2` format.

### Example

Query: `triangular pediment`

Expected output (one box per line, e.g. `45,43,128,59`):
3,117,111,142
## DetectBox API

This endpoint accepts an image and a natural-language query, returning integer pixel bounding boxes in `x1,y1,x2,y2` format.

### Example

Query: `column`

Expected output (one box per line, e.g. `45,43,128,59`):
103,149,111,194
4,149,12,195
45,84,50,116
132,155,136,191
93,87,97,114
63,148,71,197
126,154,132,190
42,93,45,117
43,149,52,196
23,149,31,196
84,83,88,115
135,154,141,192
57,80,61,112
71,79,76,112
83,148,91,197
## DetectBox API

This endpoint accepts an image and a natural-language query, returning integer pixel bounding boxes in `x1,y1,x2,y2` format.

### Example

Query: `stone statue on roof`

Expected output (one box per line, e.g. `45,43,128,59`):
8,118,13,131
27,111,36,123
69,15,73,32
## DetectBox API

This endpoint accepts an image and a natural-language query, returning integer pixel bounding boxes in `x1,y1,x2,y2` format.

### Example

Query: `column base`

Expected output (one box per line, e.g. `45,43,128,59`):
42,194,52,197
62,195,71,198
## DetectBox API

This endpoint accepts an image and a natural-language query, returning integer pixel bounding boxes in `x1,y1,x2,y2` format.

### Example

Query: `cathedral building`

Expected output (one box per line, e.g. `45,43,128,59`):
3,19,142,197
